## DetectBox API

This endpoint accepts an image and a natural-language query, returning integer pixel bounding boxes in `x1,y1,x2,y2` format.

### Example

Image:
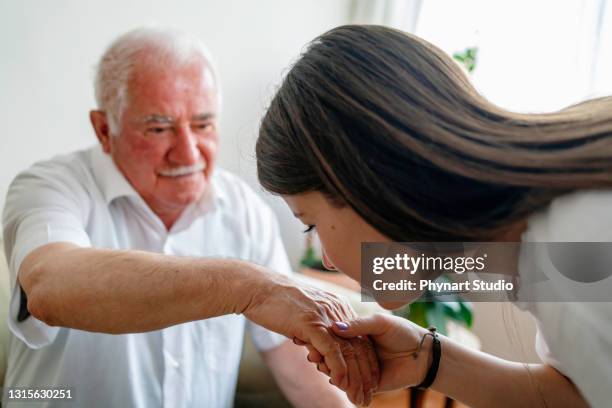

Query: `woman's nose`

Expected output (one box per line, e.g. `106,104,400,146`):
322,251,337,271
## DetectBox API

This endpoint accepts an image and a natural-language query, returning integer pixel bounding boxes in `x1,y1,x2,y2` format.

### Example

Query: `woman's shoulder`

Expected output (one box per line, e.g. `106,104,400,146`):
528,189,612,242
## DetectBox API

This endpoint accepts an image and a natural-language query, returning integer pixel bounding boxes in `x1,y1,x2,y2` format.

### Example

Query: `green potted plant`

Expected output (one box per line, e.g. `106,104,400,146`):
299,231,327,271
392,279,474,336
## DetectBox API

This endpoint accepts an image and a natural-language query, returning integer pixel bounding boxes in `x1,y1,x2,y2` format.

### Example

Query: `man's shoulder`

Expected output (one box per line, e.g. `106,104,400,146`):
15,147,95,186
5,147,97,213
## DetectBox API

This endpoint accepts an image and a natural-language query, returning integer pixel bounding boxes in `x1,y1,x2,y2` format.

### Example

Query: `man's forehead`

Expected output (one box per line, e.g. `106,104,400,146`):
131,53,216,86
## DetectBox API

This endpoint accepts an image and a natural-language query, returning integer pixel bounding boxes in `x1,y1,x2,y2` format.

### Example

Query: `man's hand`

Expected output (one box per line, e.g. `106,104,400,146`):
242,270,379,405
295,335,380,406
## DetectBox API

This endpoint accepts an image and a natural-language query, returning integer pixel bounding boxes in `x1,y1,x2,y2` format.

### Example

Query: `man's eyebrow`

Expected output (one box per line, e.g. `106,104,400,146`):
142,114,174,124
191,113,216,121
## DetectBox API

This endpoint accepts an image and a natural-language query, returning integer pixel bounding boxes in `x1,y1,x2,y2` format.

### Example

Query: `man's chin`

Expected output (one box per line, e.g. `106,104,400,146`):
157,184,209,209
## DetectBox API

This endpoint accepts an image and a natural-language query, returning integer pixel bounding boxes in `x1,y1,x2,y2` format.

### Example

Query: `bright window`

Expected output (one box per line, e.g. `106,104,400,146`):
414,0,610,113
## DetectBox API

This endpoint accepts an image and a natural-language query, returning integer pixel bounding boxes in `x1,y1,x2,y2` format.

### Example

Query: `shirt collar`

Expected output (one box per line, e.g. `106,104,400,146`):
90,144,140,204
89,144,227,219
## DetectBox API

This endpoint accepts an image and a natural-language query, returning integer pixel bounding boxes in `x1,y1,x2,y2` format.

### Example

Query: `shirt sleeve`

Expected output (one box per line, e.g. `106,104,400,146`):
2,162,91,349
516,191,612,407
240,185,293,352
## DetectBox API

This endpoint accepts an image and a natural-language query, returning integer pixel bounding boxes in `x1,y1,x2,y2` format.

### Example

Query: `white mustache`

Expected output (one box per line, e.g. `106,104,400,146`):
158,162,206,177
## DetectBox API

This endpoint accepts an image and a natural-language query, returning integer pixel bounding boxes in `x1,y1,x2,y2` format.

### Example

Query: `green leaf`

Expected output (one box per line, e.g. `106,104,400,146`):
440,301,461,314
404,302,429,329
425,302,448,335
452,46,479,73
458,301,474,328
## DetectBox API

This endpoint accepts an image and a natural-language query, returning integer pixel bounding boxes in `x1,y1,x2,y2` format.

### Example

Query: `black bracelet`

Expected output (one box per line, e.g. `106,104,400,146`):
414,326,441,390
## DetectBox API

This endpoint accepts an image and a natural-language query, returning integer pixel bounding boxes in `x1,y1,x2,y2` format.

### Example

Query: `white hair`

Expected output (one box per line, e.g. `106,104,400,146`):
94,26,220,134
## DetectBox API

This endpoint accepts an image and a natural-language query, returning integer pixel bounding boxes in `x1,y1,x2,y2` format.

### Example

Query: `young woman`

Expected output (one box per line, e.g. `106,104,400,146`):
256,25,612,407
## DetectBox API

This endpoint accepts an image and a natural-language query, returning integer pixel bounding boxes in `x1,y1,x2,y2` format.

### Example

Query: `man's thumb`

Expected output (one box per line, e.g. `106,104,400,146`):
331,314,387,338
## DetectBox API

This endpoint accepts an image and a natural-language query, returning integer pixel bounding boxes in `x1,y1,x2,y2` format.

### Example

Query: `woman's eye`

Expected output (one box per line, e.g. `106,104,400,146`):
302,225,315,233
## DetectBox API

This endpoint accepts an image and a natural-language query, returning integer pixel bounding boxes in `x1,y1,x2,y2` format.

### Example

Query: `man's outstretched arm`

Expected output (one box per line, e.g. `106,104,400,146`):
18,241,376,400
20,242,262,333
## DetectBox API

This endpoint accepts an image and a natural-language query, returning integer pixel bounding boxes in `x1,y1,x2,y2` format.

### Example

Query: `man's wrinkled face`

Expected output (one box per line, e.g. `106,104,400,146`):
99,59,219,224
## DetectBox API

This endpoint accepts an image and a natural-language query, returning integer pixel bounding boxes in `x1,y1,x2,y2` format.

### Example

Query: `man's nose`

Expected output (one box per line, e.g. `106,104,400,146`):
170,125,200,164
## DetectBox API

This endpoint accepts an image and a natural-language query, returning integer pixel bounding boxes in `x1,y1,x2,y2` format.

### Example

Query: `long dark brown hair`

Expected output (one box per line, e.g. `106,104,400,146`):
256,24,612,241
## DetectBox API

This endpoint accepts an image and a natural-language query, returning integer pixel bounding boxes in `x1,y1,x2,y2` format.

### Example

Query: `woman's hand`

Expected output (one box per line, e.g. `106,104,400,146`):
329,313,432,393
242,270,379,405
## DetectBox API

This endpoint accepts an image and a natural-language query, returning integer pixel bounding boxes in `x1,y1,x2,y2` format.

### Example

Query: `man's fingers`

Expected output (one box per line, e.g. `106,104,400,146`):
317,362,331,376
364,336,381,389
352,337,375,394
293,337,324,363
341,340,365,406
307,347,324,364
306,327,347,389
292,337,306,346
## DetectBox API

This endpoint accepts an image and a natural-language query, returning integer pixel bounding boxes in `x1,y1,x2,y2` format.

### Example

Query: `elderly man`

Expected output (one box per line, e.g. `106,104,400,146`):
2,28,376,407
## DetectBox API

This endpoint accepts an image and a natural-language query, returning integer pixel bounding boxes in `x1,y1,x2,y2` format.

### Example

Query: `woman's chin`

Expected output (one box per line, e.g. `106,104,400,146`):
366,287,425,310
376,300,409,310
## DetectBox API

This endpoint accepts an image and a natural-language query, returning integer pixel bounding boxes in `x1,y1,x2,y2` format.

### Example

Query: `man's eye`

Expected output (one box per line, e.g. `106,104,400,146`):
302,225,315,233
194,123,213,132
147,127,171,135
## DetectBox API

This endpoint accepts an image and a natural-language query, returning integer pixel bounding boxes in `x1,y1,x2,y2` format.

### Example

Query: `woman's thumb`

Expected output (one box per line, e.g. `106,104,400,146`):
331,314,387,338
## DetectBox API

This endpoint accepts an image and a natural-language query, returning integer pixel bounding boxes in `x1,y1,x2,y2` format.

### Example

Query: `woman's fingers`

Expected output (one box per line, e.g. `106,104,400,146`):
332,314,390,338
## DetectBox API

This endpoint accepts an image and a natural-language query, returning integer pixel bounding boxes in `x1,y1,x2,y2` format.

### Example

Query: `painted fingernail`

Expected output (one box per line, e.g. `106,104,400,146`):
335,321,349,330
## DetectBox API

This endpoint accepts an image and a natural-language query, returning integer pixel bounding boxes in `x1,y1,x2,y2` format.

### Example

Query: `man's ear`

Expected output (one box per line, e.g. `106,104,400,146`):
90,110,113,153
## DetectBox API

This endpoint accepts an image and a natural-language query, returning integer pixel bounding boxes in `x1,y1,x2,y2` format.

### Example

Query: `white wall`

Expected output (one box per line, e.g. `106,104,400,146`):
0,0,353,266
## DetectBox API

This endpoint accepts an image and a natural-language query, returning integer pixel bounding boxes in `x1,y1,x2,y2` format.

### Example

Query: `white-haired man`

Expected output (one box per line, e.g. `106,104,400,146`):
2,28,378,407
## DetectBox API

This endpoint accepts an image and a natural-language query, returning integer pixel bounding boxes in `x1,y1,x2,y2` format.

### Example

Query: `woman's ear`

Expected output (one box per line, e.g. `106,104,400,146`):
90,110,113,153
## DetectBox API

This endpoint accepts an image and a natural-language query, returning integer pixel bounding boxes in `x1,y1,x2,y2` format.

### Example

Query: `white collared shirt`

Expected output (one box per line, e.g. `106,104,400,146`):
2,145,292,408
